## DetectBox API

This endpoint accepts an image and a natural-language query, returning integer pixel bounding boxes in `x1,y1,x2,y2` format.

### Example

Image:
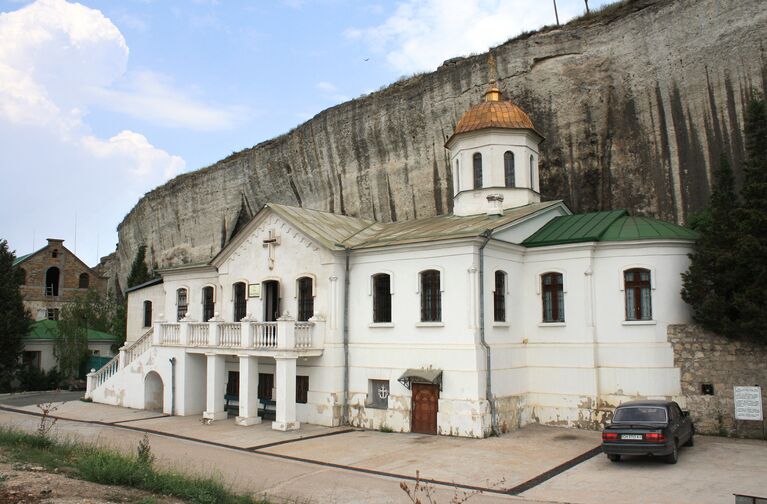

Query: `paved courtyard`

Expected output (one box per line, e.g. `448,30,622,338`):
0,392,765,503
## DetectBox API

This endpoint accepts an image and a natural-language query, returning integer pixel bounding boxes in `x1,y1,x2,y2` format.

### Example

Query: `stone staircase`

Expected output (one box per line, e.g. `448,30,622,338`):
85,328,153,399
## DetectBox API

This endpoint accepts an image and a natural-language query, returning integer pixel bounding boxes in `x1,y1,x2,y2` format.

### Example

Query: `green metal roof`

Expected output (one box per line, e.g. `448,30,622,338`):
24,320,120,342
523,210,698,247
12,252,35,267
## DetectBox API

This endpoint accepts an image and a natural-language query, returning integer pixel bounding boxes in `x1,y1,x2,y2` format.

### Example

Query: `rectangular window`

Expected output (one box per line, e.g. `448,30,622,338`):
373,274,392,323
233,283,247,322
296,376,309,404
46,308,59,321
258,373,274,401
202,286,215,322
22,351,41,370
494,271,506,322
297,277,314,321
143,300,152,327
420,270,441,322
177,288,188,321
542,272,564,322
625,269,652,321
226,371,240,397
367,379,390,409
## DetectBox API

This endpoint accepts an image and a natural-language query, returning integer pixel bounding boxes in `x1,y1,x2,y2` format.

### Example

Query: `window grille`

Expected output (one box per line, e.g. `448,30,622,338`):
420,270,441,322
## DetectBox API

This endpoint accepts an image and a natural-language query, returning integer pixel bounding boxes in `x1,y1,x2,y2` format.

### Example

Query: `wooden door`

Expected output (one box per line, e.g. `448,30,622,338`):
411,383,439,434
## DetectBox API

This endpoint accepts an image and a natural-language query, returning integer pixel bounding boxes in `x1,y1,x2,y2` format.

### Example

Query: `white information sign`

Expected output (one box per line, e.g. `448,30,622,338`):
734,386,763,421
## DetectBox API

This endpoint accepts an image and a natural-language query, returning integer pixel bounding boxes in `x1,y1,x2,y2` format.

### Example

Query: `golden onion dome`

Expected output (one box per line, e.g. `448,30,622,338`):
446,87,542,146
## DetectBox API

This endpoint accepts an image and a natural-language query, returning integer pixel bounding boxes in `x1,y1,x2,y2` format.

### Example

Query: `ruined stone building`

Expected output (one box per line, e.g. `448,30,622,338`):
14,238,112,371
87,89,698,437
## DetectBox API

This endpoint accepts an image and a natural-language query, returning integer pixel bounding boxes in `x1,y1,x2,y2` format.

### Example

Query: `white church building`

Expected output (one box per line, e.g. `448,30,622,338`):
87,87,698,437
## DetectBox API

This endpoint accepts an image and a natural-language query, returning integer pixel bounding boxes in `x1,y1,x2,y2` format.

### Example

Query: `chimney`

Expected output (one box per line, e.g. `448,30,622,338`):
486,194,504,217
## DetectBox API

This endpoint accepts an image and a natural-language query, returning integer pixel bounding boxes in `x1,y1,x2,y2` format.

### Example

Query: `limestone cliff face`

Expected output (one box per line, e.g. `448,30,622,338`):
114,0,767,286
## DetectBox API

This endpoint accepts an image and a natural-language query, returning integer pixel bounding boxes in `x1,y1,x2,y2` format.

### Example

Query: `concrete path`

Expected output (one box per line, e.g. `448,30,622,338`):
1,396,765,503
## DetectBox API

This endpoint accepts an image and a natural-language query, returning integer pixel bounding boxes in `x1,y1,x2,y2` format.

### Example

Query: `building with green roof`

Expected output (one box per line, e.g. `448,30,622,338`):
22,320,118,374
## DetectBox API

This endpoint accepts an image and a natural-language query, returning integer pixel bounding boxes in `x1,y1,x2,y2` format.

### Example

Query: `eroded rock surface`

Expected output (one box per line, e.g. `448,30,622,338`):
113,0,767,285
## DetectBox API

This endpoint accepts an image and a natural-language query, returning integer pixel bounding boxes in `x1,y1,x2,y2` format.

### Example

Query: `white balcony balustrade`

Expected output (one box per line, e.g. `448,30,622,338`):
153,313,324,353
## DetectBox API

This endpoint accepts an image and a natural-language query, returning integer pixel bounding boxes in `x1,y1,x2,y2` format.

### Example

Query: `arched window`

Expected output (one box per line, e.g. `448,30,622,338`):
625,268,652,321
297,277,314,321
529,154,535,191
176,288,188,321
473,153,483,189
233,282,247,322
504,151,515,188
372,273,392,323
78,273,89,289
51,249,58,258
494,271,506,322
143,300,152,327
420,270,441,322
19,268,26,285
541,272,564,322
45,267,60,297
202,286,215,322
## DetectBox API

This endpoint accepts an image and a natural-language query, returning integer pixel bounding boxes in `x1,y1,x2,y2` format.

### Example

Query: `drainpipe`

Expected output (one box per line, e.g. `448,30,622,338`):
342,248,351,425
169,357,176,416
479,229,501,437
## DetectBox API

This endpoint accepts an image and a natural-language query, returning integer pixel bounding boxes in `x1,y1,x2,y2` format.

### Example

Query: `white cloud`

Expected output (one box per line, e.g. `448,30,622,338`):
346,0,586,74
94,70,244,131
0,0,190,264
315,80,349,104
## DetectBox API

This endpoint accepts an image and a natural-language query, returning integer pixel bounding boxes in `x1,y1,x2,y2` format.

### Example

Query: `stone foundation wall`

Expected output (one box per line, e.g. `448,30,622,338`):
668,324,767,438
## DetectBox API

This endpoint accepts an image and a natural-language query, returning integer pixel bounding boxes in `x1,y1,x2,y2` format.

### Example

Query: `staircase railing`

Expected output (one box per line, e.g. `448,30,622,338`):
86,328,154,398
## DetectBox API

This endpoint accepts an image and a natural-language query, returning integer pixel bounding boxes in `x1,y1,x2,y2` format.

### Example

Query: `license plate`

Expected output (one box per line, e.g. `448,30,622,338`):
621,434,643,440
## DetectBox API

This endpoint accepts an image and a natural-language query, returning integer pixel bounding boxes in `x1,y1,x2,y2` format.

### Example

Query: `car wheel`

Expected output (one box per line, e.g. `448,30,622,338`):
665,441,679,464
684,433,694,447
607,454,621,462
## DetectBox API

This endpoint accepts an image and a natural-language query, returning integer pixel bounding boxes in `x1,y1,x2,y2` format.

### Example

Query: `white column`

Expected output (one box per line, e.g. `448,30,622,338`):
203,353,227,421
118,346,127,370
236,355,261,426
272,356,299,431
276,313,295,350
179,319,189,346
85,371,96,399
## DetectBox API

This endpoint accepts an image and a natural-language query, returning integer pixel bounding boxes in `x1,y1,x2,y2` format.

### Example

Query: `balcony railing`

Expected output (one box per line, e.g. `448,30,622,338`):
154,315,324,352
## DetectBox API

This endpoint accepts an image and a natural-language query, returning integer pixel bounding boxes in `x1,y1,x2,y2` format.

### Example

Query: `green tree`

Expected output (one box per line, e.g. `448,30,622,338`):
127,245,154,288
0,239,31,391
731,94,767,341
682,93,767,342
681,154,740,335
56,289,126,381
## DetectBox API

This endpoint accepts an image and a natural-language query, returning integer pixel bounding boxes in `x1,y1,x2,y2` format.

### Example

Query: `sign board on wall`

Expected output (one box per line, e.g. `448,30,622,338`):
734,386,763,421
248,283,261,298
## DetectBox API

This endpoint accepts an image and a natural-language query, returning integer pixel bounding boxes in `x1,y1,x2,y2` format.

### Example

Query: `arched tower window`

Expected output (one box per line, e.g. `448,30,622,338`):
176,288,188,321
530,154,535,191
51,249,58,258
45,267,60,297
297,277,314,321
454,159,460,193
625,268,652,321
504,151,515,188
473,153,483,189
143,300,153,327
372,273,392,323
202,286,215,322
233,282,247,322
78,273,89,289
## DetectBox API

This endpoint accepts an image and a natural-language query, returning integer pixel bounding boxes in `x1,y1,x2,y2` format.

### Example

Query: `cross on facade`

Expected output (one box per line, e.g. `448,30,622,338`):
262,229,280,270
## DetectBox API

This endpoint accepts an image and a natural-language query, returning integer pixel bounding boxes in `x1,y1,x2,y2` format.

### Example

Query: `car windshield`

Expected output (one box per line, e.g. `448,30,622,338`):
612,406,667,423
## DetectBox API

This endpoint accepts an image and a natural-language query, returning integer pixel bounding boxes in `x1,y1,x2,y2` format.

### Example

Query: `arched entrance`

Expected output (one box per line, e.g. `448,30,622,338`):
144,372,164,412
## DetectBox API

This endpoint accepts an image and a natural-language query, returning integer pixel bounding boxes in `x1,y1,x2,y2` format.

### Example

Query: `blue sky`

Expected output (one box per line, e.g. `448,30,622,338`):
0,0,612,266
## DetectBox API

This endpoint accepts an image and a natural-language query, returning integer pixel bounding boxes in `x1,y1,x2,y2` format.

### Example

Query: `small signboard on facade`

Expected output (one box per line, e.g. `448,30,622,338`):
734,386,763,421
248,283,261,298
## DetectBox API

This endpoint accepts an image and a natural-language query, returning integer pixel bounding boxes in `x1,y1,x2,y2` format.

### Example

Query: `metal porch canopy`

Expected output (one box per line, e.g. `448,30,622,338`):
398,369,442,390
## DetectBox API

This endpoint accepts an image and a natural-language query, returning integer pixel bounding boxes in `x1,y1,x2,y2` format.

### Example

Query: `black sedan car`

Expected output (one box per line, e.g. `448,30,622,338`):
602,400,694,464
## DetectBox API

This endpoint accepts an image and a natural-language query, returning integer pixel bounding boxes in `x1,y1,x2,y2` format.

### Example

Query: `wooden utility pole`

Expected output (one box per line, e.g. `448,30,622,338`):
553,0,560,25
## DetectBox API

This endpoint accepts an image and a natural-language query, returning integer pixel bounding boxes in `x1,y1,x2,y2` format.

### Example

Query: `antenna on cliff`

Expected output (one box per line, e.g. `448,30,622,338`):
487,52,498,88
553,0,560,25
